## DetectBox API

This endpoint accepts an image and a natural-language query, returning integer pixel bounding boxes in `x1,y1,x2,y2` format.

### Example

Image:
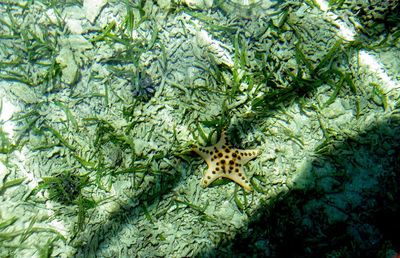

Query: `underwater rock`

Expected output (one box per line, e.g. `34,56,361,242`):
56,47,79,85
8,83,40,104
217,0,280,18
181,0,213,10
60,35,93,51
83,0,107,23
157,0,172,10
195,29,234,67
65,18,84,34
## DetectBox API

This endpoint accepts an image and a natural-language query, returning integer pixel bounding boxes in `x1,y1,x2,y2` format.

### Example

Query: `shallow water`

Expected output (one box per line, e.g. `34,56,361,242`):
1,0,400,257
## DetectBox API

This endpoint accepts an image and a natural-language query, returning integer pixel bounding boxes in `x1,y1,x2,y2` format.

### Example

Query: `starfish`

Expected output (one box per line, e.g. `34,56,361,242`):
192,130,259,191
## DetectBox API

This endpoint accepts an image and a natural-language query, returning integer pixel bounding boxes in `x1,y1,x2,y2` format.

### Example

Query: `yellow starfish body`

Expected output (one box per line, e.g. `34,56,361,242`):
192,131,259,191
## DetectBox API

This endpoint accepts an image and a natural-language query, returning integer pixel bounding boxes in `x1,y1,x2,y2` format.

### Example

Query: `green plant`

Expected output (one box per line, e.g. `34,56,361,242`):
0,3,64,91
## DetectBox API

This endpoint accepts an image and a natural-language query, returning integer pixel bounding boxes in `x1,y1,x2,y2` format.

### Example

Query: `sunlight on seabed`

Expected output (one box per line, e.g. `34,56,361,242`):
0,96,39,186
0,97,16,139
314,0,355,41
0,97,17,175
315,0,400,94
359,51,400,93
292,0,399,186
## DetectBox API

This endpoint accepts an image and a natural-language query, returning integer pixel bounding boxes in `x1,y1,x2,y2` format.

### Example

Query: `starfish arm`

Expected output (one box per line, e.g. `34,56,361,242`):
215,130,228,148
192,146,215,164
201,167,222,188
223,167,252,191
236,149,260,165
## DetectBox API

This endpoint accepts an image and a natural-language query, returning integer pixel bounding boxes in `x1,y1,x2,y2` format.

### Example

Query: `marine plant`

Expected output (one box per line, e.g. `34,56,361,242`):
0,1,64,92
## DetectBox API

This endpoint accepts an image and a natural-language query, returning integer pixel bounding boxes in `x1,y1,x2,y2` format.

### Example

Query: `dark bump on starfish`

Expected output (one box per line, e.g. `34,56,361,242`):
252,151,256,155
212,170,216,174
216,162,219,165
215,167,220,171
235,168,239,172
218,153,223,158
232,153,237,158
221,159,226,164
238,173,242,177
241,176,245,180
204,180,208,184
244,153,248,156
207,176,211,179
225,155,229,159
213,155,218,159
238,156,241,160
229,160,234,165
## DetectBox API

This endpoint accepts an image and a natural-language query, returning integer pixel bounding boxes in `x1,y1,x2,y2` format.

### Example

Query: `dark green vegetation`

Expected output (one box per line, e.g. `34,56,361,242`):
0,1,64,92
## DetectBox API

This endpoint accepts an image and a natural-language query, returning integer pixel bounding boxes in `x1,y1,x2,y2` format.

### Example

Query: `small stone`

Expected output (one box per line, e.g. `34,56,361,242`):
56,48,79,85
157,0,172,10
65,18,84,34
8,83,40,104
83,0,107,23
182,0,213,10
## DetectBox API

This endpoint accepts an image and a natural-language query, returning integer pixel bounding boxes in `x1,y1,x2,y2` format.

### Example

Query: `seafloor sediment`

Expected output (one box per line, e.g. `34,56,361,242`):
0,0,399,257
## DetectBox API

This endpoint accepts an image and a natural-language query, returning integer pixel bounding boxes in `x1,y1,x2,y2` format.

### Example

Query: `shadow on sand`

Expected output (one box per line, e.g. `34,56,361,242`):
198,115,400,257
